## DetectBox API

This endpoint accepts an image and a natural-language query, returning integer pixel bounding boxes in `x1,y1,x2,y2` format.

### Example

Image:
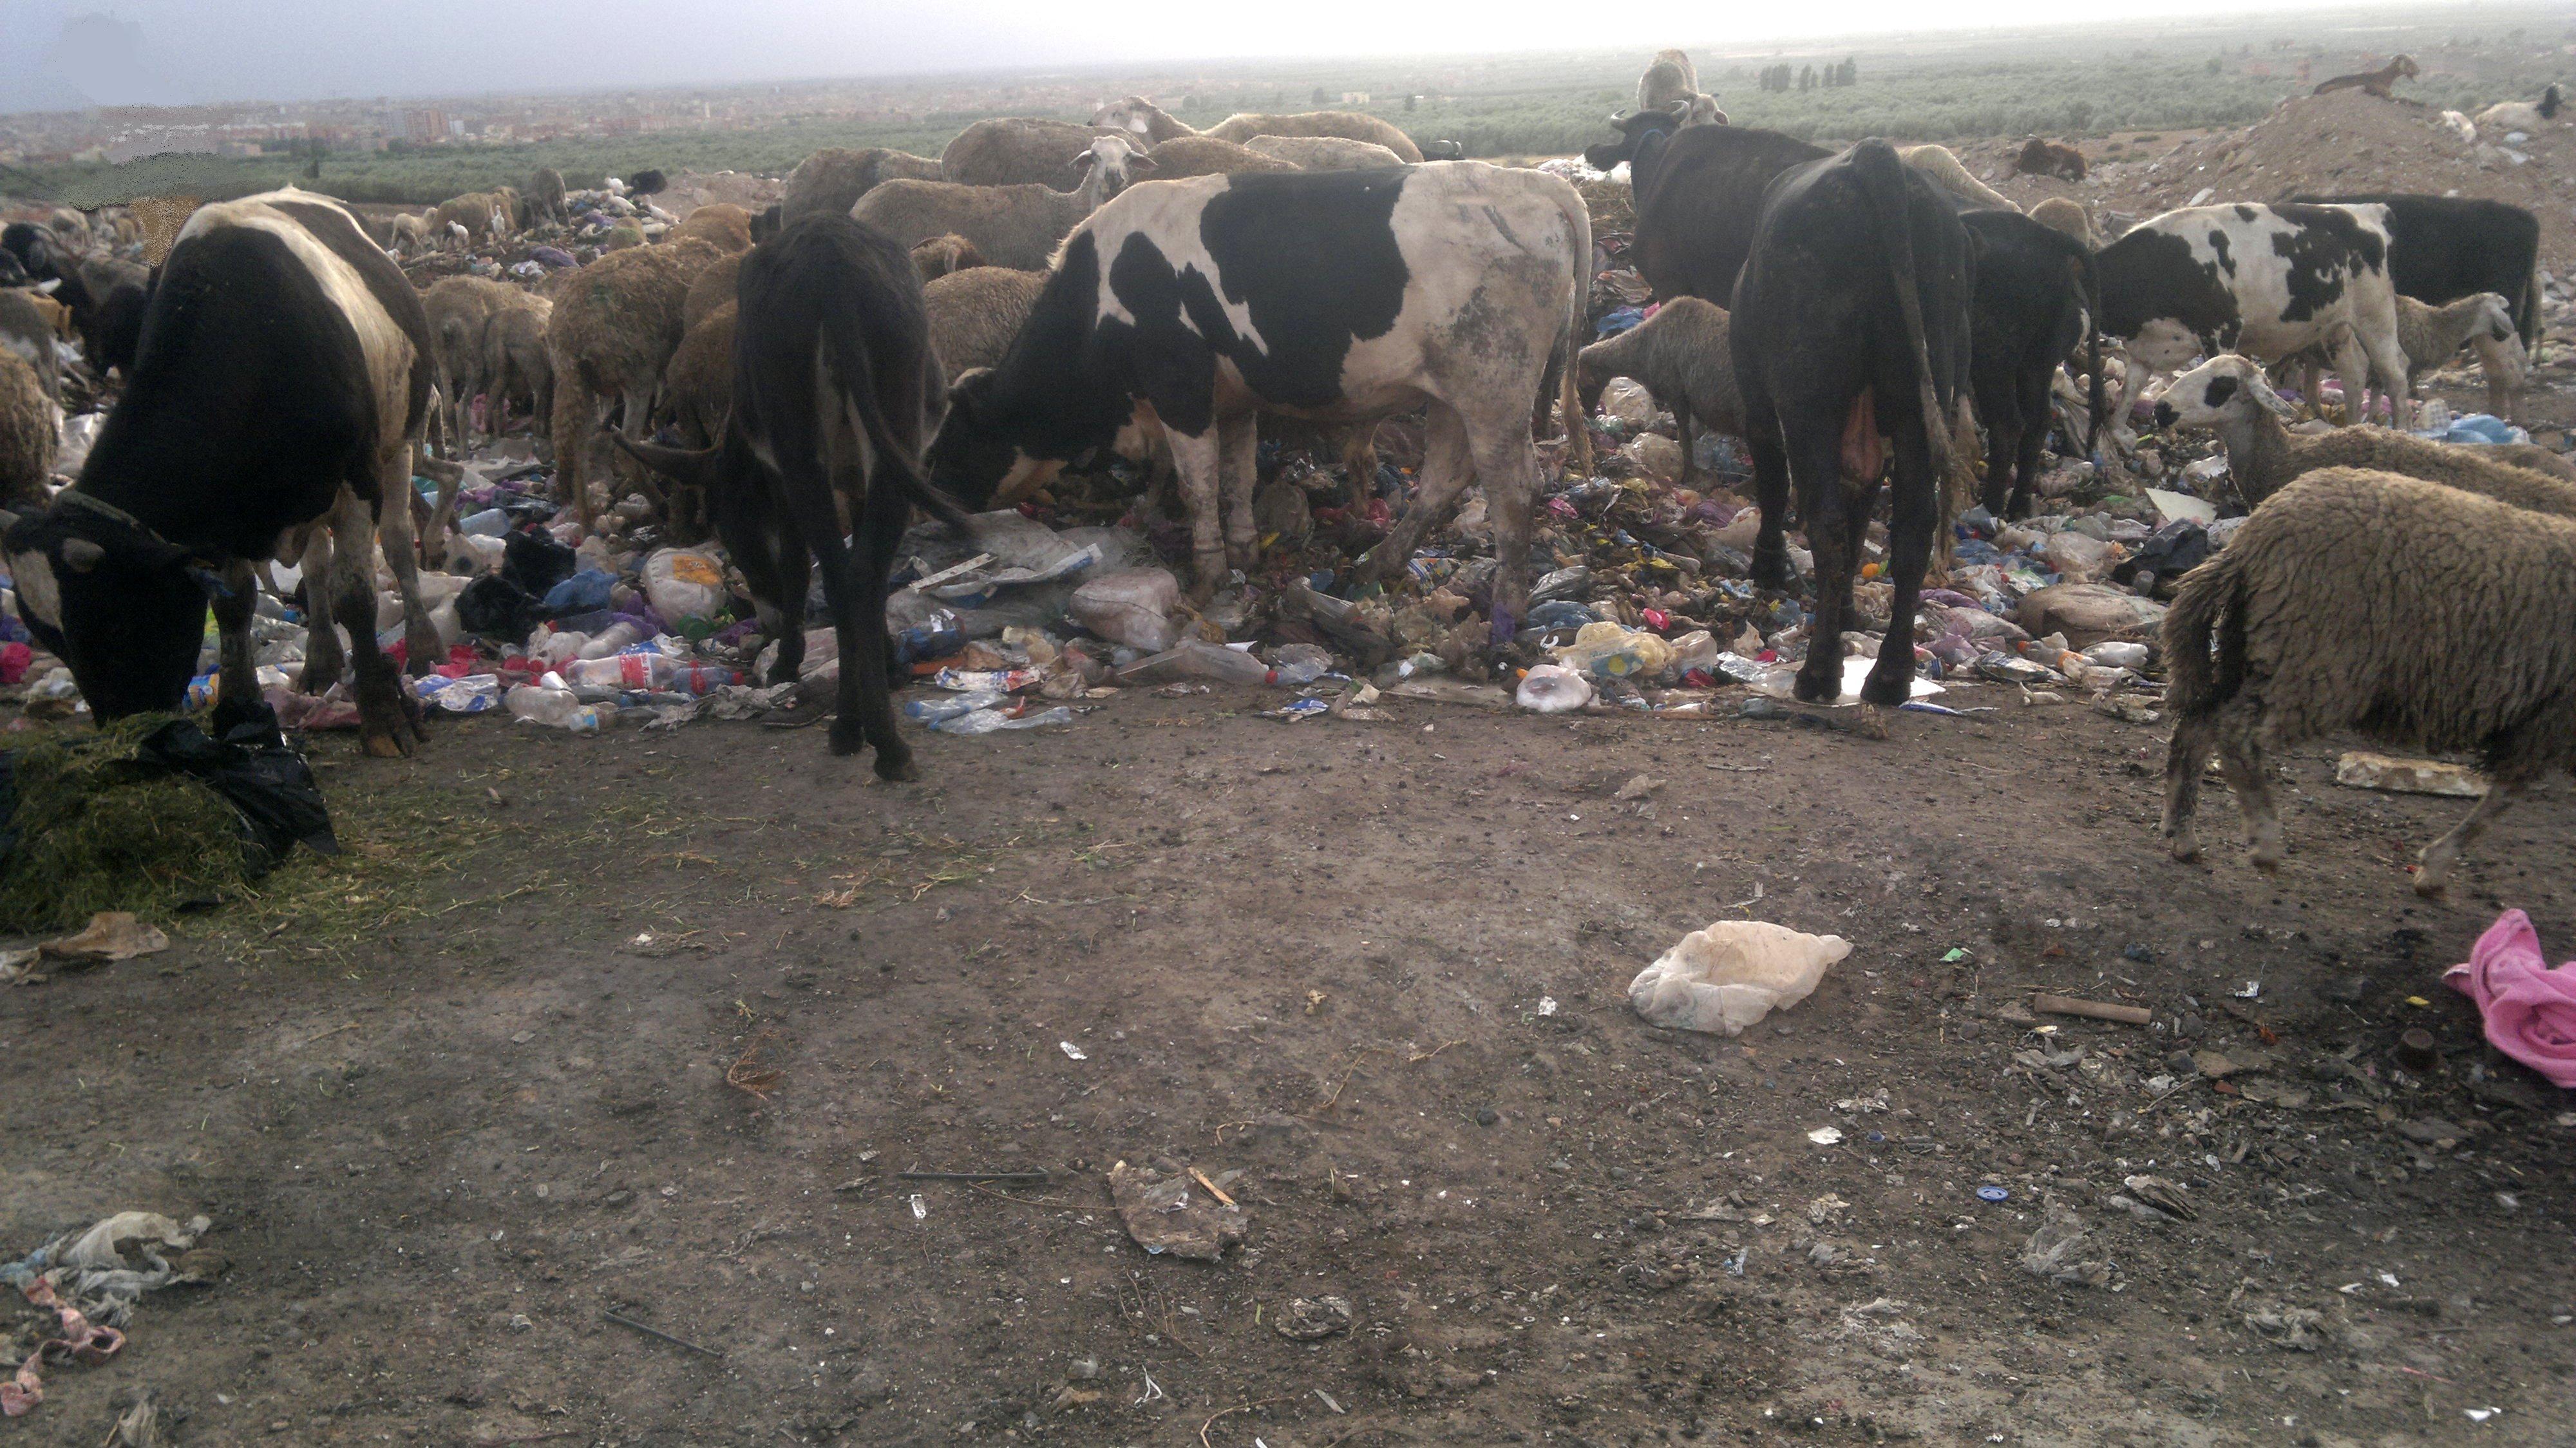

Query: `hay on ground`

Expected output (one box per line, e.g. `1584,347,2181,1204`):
0,716,254,933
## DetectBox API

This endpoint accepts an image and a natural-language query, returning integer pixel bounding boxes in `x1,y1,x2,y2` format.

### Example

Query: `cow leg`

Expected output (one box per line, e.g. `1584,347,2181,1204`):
1219,412,1260,573
845,462,919,781
416,449,465,569
764,538,814,688
1470,417,1542,644
1165,426,1229,603
2329,328,2374,428
295,528,349,700
1979,417,2018,518
327,490,421,757
207,558,266,739
1746,430,1794,591
1788,423,1854,705
1862,425,1936,708
375,448,444,677
1356,404,1473,586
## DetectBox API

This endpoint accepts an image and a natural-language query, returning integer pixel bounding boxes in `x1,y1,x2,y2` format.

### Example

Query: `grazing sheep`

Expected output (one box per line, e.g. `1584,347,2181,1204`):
2394,291,2526,421
1074,133,1153,211
2477,84,2563,134
943,117,1119,189
682,249,743,329
667,203,754,254
422,274,519,456
0,288,63,403
1574,298,1742,487
429,189,513,249
2028,196,2098,247
851,178,1089,271
1093,97,1424,162
922,265,1045,384
2161,467,2576,893
547,238,724,524
2014,138,2087,182
2150,354,2576,511
0,348,57,506
1244,135,1406,170
1141,135,1296,180
388,212,428,257
1896,144,2018,211
483,296,554,445
659,301,735,448
531,166,567,224
2313,54,2418,98
909,233,985,281
24,292,71,343
781,146,948,222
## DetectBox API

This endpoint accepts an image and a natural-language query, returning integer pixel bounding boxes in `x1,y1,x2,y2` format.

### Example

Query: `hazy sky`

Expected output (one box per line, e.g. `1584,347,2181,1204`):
0,0,2484,108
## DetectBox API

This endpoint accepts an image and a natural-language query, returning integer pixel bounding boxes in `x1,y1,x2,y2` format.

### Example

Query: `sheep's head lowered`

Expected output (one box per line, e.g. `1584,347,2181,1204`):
2150,356,2301,431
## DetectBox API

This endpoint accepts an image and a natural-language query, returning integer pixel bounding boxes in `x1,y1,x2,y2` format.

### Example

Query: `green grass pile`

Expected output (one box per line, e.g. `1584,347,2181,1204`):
0,716,253,934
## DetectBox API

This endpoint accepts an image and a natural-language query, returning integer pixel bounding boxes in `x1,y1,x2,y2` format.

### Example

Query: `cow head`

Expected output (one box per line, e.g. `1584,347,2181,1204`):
3,502,215,721
1582,102,1689,171
1091,97,1164,138
927,367,1068,512
1074,135,1153,212
2149,355,2299,430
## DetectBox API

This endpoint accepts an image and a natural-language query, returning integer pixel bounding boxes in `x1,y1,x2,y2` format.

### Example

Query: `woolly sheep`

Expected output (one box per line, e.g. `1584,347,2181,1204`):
659,301,735,448
2393,291,2526,422
667,204,755,254
922,265,1045,385
681,249,743,329
531,166,568,224
0,348,57,506
1092,98,1425,163
943,118,1121,190
2028,196,2098,248
851,179,1088,271
546,238,725,525
1140,136,1296,180
2161,466,2576,893
1074,133,1153,212
2149,354,2576,510
422,275,519,457
482,296,554,447
388,212,428,257
909,233,985,282
1244,135,1406,170
1573,298,1743,487
0,288,62,403
781,146,946,222
2476,84,2562,135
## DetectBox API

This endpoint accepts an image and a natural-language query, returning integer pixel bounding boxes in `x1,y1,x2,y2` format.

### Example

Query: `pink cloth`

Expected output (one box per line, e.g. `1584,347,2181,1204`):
2445,911,2576,1089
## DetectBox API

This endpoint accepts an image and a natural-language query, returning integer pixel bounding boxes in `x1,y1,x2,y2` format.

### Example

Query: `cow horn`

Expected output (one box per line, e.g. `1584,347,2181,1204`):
61,537,106,572
611,431,722,489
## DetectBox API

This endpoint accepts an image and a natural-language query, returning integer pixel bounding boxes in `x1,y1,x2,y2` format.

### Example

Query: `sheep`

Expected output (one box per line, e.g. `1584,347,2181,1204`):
923,265,1045,385
24,292,72,344
2014,138,2087,182
422,274,519,457
682,249,743,329
667,203,754,254
1140,135,1297,180
1573,297,1742,488
429,189,513,249
2476,83,2562,134
2392,291,2526,421
2313,54,2418,98
910,233,985,281
2161,466,2576,893
2029,196,2098,247
781,146,949,222
545,238,725,525
659,301,735,447
1074,133,1153,211
943,118,1122,189
482,295,554,446
1094,97,1425,162
0,287,63,403
1633,48,1725,128
388,212,428,257
1244,135,1406,170
627,169,667,197
0,348,57,506
531,166,567,224
2150,353,2576,511
1896,144,2018,211
851,178,1089,271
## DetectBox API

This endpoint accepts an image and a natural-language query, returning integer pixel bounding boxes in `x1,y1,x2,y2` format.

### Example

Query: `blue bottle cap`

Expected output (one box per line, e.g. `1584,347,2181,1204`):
1976,1185,2009,1203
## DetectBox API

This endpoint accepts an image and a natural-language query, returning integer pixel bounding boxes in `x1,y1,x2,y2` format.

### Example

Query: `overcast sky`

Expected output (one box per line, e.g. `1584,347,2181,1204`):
0,0,2491,110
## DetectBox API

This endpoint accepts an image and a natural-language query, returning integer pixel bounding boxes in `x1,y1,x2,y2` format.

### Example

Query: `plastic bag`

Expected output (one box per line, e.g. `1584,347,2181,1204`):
1069,568,1182,652
643,548,726,625
1628,920,1852,1036
1515,663,1593,713
1553,621,1674,680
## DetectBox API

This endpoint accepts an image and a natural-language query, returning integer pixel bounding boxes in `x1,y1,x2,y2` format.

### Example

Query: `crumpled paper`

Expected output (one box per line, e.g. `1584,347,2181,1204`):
1628,920,1851,1035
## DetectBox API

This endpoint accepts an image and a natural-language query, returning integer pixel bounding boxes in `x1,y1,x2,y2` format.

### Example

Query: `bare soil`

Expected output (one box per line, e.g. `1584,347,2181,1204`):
4,683,2571,1448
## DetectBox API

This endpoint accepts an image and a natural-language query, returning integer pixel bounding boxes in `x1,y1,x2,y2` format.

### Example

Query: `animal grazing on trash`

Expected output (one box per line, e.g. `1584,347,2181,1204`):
2161,467,2576,895
922,266,1045,385
1575,298,1744,488
0,349,55,506
924,162,1590,630
2,188,442,757
2149,354,2576,507
0,288,63,404
1732,138,1975,707
2028,196,2098,248
1958,208,2102,519
2288,193,2543,357
613,214,968,777
2386,291,2526,421
482,296,555,447
1584,115,1832,306
546,238,725,527
852,178,1093,272
682,249,744,329
530,166,568,224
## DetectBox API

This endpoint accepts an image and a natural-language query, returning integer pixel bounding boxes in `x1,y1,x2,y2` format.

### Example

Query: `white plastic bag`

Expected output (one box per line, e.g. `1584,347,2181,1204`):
643,547,726,624
1628,920,1852,1035
1515,663,1593,713
1069,567,1181,652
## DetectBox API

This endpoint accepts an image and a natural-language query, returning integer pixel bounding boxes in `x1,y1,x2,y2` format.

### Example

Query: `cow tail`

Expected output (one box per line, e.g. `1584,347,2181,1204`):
1851,139,1952,475
818,294,974,534
2524,256,2545,364
1554,180,1596,477
2160,547,2243,720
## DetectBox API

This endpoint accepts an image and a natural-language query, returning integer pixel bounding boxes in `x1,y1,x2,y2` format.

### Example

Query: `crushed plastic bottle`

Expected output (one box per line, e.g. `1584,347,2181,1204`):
576,621,645,660
1119,640,1275,685
506,674,614,732
930,705,1075,735
1267,643,1335,686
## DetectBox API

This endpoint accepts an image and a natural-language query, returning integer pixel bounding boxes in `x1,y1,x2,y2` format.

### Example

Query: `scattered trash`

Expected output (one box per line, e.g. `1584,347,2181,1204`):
1515,663,1593,713
1975,1185,2010,1203
600,1308,726,1360
2021,1205,2111,1287
2443,911,2576,1088
2113,1174,2195,1222
1273,1295,1353,1340
2244,1306,2328,1351
2335,751,2490,798
1628,920,1852,1036
1106,1161,1244,1261
1806,1127,1844,1145
1058,1041,1088,1061
1068,569,1182,653
1,1210,218,1418
1535,995,1559,1016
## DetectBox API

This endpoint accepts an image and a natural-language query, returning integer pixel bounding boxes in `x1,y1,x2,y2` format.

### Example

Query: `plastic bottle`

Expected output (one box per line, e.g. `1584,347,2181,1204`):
459,508,511,537
576,620,645,660
506,680,607,732
1119,640,1276,685
1268,643,1334,686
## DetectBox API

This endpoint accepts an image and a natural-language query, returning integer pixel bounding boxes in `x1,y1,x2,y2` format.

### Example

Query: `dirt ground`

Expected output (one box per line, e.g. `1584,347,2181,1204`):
4,674,2571,1448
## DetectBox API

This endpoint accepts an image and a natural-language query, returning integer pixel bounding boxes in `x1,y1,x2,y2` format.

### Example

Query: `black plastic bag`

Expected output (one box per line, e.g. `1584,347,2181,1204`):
137,714,339,863
457,574,547,641
502,529,578,598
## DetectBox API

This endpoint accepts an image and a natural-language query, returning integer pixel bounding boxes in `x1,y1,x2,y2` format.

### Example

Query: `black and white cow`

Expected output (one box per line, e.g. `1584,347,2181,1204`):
616,213,966,778
2289,193,2543,357
925,162,1591,638
3,188,442,757
1734,138,1976,708
2097,202,2406,430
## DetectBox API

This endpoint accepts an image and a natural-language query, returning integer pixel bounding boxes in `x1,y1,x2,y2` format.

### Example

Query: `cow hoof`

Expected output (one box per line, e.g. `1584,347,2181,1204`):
1857,672,1911,708
828,719,867,757
363,729,410,759
1792,669,1839,704
404,631,443,676
873,751,920,784
766,663,800,687
2167,830,2201,862
1750,555,1790,592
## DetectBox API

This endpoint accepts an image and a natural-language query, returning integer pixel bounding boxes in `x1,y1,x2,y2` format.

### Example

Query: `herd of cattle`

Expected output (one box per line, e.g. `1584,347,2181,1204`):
0,49,2569,886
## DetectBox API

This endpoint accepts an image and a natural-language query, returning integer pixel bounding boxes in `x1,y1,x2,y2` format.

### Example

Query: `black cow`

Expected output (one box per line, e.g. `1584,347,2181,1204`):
2289,193,2543,356
1958,210,2102,518
1734,139,1975,707
3,190,442,757
615,214,965,777
1583,110,1830,307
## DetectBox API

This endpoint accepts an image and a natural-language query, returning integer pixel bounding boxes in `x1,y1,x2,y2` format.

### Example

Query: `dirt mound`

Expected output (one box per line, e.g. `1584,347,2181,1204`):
1980,92,2576,271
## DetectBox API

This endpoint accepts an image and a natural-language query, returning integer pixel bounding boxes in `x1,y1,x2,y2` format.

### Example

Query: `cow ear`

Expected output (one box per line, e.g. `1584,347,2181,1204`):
60,537,106,573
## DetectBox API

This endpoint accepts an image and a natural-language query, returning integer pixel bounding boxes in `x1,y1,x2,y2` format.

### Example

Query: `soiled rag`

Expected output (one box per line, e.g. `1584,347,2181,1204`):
2444,910,2576,1089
